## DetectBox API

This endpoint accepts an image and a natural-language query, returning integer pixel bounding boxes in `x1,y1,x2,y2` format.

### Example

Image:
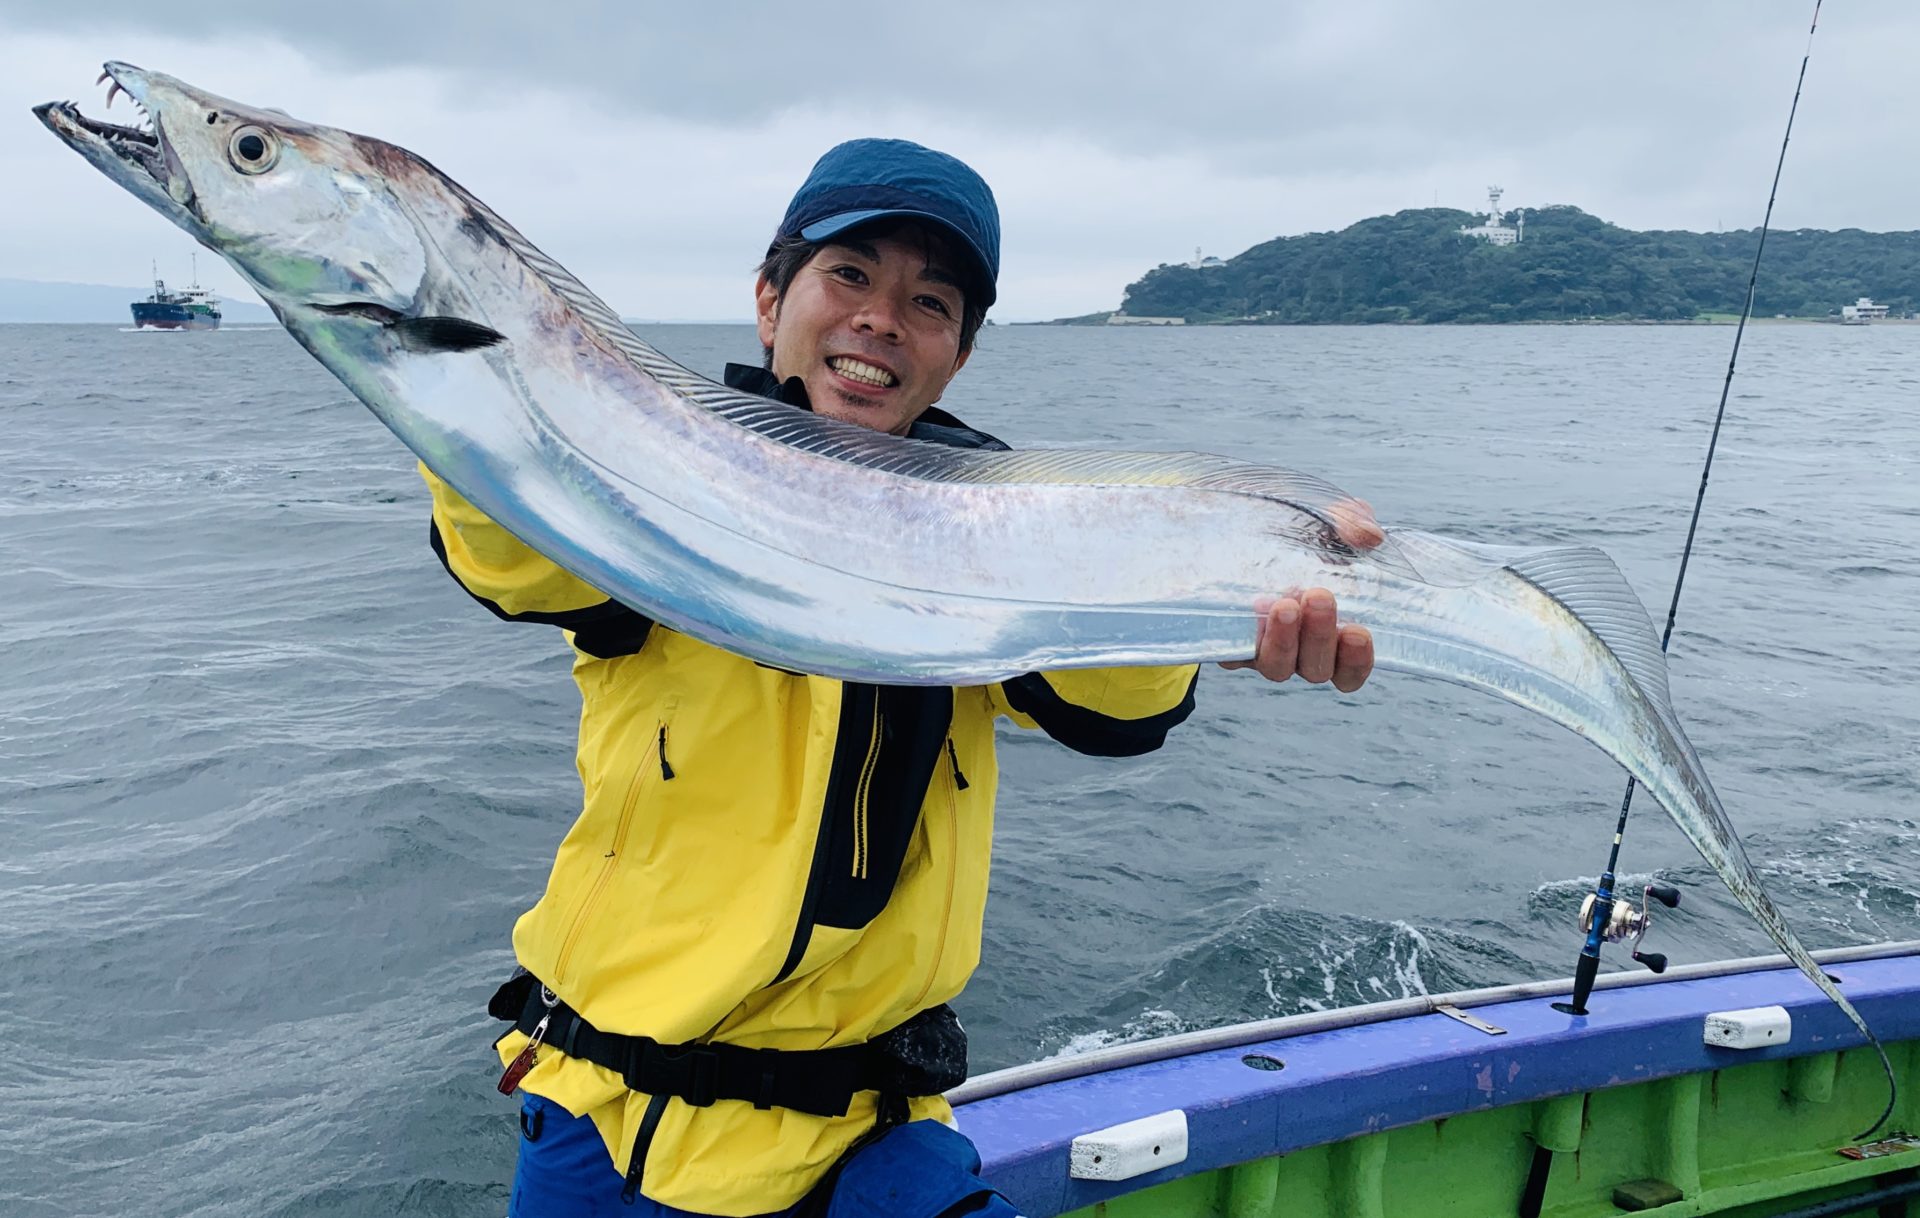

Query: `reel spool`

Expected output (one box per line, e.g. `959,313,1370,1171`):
1578,883,1681,972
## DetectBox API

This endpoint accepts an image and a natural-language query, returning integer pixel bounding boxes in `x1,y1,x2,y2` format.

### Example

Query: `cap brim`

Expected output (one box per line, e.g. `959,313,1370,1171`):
798,208,997,308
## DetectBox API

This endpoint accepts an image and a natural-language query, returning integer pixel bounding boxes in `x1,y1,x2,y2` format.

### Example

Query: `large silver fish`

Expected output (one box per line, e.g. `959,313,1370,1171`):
36,64,1892,1126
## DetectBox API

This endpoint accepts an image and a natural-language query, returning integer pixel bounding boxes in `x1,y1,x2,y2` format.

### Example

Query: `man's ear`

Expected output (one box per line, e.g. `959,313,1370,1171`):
754,274,781,350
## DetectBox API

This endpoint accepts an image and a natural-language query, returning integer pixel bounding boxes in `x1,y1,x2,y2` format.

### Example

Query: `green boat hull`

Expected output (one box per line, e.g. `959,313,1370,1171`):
957,943,1920,1217
1067,1047,1916,1217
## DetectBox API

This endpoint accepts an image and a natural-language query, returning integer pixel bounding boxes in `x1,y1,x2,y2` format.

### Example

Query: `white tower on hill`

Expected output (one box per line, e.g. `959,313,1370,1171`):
1459,185,1522,245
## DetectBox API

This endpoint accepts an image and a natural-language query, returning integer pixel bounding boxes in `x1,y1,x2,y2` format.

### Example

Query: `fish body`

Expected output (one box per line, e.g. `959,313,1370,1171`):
34,64,1892,1128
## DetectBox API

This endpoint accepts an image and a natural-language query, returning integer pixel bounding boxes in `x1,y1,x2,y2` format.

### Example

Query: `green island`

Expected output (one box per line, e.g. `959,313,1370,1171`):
1059,205,1920,325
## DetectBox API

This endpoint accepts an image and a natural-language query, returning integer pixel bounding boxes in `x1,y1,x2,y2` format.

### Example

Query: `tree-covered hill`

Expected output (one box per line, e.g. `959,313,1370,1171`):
1113,207,1920,324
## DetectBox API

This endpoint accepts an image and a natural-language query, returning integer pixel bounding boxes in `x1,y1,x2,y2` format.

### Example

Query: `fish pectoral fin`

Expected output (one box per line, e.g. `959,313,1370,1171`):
392,316,507,352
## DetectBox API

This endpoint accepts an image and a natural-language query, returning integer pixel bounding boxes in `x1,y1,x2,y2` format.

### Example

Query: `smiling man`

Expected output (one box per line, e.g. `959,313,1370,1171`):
427,139,1375,1217
753,226,974,433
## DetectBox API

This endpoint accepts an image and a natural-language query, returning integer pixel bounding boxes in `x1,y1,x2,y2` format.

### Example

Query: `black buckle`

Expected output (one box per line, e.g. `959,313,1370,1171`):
631,1043,721,1107
679,1046,719,1107
753,1047,781,1111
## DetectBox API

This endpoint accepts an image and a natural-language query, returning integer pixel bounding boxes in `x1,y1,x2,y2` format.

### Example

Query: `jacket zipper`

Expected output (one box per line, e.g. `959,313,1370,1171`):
945,739,970,790
553,722,664,985
851,701,883,878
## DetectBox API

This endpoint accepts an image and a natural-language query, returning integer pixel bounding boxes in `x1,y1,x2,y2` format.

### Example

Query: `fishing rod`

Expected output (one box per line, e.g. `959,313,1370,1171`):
1552,3,1824,1018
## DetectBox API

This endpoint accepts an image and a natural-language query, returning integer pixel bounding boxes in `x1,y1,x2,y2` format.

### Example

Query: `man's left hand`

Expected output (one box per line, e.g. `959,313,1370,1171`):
1219,590,1374,692
1218,498,1379,693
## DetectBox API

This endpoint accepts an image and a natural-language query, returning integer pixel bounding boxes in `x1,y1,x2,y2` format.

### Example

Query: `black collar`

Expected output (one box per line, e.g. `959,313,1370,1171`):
720,362,1009,452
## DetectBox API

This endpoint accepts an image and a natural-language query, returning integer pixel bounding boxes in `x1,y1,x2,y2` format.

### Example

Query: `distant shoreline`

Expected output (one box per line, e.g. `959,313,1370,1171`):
1028,314,1920,327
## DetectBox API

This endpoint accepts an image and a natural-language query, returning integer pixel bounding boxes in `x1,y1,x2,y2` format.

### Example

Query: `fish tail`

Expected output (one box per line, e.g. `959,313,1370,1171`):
1633,711,1896,1139
1490,539,1897,1137
1372,534,1897,1137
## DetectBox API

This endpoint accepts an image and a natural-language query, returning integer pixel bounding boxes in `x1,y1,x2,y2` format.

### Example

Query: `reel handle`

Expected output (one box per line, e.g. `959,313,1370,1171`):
1633,951,1669,974
1646,884,1681,909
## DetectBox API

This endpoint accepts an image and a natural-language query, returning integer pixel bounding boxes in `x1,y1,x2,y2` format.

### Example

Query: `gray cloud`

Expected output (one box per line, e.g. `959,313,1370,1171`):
8,0,1915,188
7,2,1915,320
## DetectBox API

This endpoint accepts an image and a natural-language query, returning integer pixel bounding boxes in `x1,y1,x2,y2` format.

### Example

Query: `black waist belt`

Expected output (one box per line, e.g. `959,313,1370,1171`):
488,971,966,1119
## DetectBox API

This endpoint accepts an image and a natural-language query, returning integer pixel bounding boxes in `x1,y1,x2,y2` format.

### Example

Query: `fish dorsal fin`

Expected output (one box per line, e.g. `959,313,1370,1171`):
1388,531,1673,707
703,406,1362,508
442,185,1389,542
1505,546,1673,708
440,177,741,392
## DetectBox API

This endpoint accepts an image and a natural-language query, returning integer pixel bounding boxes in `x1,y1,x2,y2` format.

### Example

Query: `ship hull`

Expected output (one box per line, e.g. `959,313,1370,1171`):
129,301,219,330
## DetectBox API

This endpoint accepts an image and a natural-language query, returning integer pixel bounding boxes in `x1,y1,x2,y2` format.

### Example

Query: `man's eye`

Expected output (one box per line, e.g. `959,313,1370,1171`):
917,295,953,316
831,266,867,284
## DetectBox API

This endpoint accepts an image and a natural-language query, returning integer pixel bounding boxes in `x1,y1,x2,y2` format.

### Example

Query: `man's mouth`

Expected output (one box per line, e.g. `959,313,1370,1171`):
826,355,899,389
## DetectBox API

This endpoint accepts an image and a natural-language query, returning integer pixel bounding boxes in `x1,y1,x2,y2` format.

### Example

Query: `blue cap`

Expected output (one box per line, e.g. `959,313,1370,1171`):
775,138,1000,309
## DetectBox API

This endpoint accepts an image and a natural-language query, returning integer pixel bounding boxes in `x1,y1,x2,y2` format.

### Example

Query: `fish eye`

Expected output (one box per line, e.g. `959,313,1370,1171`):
228,125,278,174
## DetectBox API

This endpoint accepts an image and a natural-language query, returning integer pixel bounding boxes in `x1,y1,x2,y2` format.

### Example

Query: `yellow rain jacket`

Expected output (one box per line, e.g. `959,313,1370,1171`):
421,393,1198,1213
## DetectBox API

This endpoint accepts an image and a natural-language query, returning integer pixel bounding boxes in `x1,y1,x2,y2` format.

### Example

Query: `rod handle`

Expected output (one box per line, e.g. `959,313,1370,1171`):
1552,950,1603,1016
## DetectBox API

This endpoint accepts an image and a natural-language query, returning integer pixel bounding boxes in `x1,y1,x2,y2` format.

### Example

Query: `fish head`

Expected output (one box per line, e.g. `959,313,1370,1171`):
35,63,435,330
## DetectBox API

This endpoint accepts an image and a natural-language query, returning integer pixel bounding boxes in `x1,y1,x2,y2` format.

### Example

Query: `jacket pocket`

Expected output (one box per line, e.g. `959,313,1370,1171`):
553,715,671,986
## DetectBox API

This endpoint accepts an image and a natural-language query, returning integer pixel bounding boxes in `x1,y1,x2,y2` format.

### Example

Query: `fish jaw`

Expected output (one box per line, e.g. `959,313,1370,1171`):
34,63,433,335
33,64,205,240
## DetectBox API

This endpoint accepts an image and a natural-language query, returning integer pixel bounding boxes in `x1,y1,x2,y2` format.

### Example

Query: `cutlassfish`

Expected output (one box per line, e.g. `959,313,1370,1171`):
35,64,1894,1128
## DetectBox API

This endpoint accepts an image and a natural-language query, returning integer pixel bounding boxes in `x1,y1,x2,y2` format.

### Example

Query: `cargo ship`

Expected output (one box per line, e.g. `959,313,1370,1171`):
130,257,220,330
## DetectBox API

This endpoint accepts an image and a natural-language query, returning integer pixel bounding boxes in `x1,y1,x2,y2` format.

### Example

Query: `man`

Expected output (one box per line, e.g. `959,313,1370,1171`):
425,139,1376,1217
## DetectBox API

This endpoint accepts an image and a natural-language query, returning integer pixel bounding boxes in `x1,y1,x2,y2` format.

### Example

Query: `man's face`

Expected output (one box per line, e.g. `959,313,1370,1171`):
755,228,973,435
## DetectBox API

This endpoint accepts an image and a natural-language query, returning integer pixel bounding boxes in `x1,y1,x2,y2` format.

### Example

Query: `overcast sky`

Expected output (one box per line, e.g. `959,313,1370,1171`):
3,1,1914,321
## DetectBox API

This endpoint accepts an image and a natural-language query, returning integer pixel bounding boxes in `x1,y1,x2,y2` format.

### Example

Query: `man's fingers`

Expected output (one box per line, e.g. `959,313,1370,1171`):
1332,624,1374,693
1259,597,1301,680
1224,592,1372,690
1295,589,1338,683
1328,498,1384,550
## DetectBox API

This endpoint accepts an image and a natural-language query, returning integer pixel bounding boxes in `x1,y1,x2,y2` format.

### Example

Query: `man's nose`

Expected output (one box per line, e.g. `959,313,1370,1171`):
851,294,903,341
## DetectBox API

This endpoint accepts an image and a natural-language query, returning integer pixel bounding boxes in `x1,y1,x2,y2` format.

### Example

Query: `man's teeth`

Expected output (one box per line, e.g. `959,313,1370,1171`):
828,357,897,387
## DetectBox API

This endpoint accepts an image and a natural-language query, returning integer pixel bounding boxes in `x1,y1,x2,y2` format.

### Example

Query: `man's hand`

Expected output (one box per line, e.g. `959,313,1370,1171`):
1220,591,1374,692
1218,499,1380,693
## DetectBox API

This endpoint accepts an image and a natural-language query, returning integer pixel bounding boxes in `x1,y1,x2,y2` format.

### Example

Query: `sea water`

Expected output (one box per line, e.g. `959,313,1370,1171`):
3,322,1916,1216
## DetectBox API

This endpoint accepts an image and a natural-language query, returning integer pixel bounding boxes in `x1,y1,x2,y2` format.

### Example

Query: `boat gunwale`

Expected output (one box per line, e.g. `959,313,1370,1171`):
948,937,1920,1106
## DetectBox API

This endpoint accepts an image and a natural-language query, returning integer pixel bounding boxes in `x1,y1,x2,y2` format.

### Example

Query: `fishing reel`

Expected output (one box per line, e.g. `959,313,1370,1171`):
1578,883,1682,973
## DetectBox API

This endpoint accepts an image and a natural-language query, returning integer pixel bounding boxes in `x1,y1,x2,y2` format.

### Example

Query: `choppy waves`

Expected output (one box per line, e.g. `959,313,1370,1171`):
3,322,1917,1215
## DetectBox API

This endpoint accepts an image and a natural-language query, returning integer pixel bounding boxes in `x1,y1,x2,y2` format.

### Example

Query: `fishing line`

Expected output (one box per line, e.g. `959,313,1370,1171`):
1554,0,1892,1139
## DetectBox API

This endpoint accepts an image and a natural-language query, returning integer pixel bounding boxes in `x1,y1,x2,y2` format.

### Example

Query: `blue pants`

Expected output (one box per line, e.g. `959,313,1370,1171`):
508,1094,1019,1218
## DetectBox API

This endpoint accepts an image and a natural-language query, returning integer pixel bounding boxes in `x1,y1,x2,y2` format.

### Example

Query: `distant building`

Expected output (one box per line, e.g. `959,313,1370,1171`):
1459,185,1524,245
1840,296,1889,324
1186,247,1229,270
1107,313,1186,326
